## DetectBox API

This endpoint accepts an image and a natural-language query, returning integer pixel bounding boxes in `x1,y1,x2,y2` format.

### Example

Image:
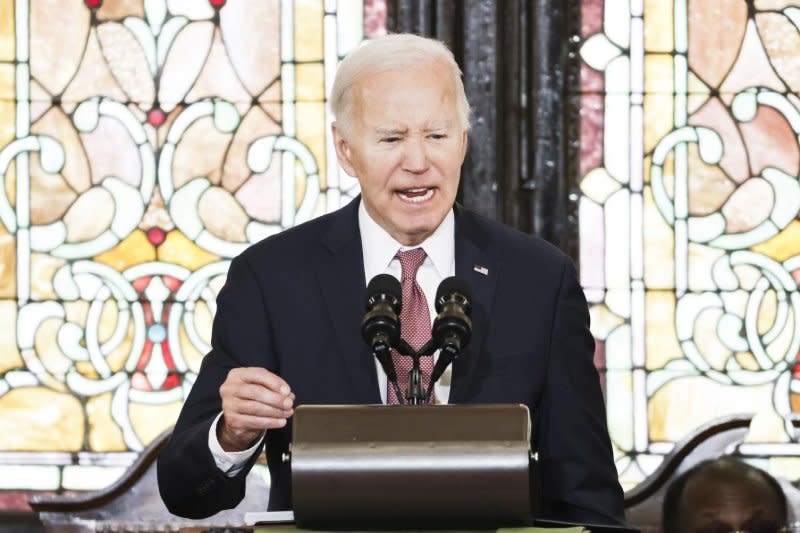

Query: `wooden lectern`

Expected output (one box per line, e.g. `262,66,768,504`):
289,403,534,529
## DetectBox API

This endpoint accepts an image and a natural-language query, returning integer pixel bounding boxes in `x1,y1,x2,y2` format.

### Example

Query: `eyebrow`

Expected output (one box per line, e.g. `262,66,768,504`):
375,128,407,135
374,125,450,135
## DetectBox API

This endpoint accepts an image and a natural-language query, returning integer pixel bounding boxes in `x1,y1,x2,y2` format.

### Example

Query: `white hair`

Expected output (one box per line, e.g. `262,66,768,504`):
330,33,471,138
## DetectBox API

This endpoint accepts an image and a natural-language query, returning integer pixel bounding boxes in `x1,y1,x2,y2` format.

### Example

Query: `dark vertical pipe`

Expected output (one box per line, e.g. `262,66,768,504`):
459,0,499,221
498,1,523,230
529,0,567,246
564,0,583,263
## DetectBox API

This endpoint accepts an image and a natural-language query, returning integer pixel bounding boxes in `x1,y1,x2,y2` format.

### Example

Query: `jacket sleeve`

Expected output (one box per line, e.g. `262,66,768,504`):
157,254,276,519
535,255,627,525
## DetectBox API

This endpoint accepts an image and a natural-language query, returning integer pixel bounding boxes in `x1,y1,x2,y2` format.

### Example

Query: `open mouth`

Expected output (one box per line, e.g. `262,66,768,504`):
397,187,434,203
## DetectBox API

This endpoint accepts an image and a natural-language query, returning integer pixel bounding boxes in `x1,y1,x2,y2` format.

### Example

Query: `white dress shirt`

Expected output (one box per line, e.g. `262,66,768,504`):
209,202,456,474
358,201,455,404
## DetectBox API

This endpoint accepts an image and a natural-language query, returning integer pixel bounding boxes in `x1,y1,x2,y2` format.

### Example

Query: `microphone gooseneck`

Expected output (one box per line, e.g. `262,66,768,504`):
361,274,404,403
428,276,473,398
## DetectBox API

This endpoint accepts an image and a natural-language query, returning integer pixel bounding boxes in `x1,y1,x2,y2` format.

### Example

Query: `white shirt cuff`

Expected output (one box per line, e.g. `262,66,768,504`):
208,412,264,477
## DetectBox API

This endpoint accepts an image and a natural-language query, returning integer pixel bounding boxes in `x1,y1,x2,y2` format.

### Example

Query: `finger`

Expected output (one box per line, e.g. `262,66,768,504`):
231,399,293,419
236,368,291,394
224,412,289,432
226,383,291,409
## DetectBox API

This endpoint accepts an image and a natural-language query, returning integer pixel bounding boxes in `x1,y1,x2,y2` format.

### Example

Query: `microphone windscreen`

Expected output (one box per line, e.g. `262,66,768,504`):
435,276,472,311
365,273,402,307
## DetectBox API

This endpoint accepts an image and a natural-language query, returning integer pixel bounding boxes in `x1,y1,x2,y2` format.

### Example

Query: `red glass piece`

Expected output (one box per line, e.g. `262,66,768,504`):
147,227,167,246
84,0,102,9
147,108,166,127
209,0,226,7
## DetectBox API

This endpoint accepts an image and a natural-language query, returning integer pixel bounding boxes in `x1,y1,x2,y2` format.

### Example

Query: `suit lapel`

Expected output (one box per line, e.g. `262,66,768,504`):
316,198,382,404
449,205,500,403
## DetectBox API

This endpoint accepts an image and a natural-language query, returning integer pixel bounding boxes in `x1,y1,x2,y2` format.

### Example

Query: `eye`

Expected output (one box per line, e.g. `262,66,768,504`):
381,136,401,144
429,133,447,140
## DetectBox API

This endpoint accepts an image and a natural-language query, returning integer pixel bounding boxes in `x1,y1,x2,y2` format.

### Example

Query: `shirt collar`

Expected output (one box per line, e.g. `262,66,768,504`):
359,200,455,281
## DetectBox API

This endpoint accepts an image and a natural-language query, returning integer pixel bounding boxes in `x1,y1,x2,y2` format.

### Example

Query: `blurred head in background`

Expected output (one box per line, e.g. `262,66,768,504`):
663,456,788,533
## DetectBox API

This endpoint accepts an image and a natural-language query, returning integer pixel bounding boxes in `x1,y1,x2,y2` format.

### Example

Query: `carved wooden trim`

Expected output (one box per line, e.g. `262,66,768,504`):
28,428,172,512
623,413,754,507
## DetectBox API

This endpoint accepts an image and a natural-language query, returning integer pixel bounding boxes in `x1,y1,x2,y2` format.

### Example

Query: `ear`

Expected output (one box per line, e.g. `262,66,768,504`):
331,122,357,177
459,129,469,162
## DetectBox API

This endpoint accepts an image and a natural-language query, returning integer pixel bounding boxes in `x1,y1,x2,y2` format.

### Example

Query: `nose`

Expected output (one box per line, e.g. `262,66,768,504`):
402,136,429,174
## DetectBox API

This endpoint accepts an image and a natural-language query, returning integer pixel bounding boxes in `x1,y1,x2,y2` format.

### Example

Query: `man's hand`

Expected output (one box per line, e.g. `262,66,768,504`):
217,367,295,452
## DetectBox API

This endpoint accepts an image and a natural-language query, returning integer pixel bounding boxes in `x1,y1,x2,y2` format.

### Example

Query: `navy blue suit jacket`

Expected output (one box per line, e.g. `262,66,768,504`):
157,197,625,525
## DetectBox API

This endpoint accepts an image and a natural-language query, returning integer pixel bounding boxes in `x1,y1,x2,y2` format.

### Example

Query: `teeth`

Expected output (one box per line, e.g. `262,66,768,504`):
398,188,434,203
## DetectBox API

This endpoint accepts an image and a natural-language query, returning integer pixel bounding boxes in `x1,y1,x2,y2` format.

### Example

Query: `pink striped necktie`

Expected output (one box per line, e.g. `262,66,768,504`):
387,248,436,405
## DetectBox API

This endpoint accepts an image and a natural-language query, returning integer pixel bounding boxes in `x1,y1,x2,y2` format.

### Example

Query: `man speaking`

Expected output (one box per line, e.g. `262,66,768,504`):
157,33,625,525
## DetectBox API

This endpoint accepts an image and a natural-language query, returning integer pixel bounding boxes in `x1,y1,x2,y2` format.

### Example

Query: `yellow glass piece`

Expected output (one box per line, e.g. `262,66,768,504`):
103,317,134,374
0,300,21,374
0,232,14,297
96,300,134,373
295,63,325,102
687,71,711,114
735,351,761,371
295,160,306,208
0,62,13,99
643,186,674,289
76,361,100,379
0,387,84,451
294,0,324,62
86,392,126,452
30,253,66,301
94,230,156,272
756,288,777,337
178,321,204,374
0,99,14,161
3,159,14,217
588,303,625,341
295,101,327,189
644,0,673,52
0,0,14,61
645,291,681,370
64,301,89,327
580,167,621,205
34,317,72,379
644,54,673,93
644,93,674,155
648,377,773,441
158,230,220,270
129,400,183,447
752,220,800,262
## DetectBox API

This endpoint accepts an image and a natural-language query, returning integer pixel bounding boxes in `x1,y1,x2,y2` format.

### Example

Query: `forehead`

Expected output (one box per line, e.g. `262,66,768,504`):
351,63,458,126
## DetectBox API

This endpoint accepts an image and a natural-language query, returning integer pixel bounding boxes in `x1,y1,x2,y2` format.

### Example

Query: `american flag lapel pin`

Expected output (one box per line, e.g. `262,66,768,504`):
473,265,489,276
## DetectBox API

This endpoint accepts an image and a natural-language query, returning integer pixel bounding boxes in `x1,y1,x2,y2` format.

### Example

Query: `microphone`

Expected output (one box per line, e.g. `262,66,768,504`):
429,276,472,388
361,274,403,398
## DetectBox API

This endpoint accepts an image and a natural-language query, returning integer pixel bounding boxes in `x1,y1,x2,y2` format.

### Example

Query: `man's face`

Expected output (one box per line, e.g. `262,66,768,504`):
679,470,785,533
333,61,468,246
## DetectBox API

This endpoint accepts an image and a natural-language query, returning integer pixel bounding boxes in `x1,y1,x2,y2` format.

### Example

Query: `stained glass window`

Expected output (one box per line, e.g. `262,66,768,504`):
0,0,386,504
580,0,800,489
